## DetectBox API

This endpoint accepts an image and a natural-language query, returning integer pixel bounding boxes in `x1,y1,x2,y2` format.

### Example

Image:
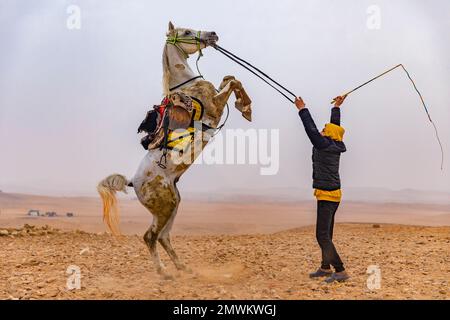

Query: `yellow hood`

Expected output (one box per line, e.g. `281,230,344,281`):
322,123,345,142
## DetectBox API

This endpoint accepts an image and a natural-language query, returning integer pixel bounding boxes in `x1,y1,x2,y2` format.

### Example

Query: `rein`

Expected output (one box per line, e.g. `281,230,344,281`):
212,44,297,104
166,33,298,104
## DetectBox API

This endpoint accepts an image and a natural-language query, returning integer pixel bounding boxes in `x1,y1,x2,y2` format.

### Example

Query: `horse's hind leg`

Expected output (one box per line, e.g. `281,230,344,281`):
158,186,188,271
143,217,172,279
140,176,180,279
158,234,187,271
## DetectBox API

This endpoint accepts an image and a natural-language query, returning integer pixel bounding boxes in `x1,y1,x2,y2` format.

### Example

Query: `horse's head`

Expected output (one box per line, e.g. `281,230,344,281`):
166,21,219,56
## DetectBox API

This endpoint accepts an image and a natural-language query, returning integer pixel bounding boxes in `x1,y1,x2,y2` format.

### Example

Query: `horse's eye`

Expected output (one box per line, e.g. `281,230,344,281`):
184,30,191,35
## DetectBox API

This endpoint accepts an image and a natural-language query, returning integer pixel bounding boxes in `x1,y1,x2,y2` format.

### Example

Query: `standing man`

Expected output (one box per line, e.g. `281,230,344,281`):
295,95,350,283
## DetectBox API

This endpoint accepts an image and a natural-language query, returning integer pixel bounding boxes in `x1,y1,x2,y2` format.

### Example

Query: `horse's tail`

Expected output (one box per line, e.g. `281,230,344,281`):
97,174,131,236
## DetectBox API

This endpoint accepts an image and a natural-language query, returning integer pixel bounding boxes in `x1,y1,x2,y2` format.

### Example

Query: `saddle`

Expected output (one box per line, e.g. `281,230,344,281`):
138,92,205,152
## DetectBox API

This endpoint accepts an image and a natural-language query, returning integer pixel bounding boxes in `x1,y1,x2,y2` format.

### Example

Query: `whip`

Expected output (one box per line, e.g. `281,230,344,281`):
332,64,444,170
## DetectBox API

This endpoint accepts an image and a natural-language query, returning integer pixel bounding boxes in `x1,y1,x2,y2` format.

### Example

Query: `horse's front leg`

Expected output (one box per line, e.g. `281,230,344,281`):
213,76,241,108
213,76,252,121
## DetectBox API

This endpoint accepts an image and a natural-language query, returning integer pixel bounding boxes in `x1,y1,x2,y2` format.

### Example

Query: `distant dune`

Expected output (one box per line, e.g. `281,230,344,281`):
183,187,450,205
0,191,449,236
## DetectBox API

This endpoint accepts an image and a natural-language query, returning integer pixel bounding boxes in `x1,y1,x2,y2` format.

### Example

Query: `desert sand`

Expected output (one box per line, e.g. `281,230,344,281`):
0,193,449,300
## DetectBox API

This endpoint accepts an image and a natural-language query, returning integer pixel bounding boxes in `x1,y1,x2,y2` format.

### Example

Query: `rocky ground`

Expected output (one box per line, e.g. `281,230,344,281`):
0,223,449,300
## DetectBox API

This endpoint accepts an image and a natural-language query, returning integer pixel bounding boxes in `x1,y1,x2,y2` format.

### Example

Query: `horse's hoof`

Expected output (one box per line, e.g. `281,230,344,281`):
177,265,193,273
161,273,174,281
158,271,174,280
157,268,174,280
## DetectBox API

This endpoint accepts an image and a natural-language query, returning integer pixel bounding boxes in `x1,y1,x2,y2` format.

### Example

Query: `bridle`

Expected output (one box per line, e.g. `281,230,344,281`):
166,30,204,60
166,30,207,90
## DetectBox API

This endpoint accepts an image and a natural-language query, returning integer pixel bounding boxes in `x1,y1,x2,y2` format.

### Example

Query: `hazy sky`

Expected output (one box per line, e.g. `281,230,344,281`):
1,0,449,196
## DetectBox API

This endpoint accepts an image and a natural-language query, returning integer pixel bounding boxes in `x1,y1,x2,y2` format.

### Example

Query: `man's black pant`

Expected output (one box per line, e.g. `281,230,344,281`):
316,200,345,272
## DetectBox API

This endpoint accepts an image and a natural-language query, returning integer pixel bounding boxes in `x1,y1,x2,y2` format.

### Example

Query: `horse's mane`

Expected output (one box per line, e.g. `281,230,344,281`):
162,44,170,96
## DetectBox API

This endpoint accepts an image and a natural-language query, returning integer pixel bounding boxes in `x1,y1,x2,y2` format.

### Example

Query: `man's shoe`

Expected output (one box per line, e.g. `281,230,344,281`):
324,271,350,283
309,268,333,278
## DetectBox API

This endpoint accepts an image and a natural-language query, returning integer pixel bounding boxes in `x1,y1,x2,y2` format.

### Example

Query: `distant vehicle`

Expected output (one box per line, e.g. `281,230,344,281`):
66,212,74,217
45,211,57,217
27,209,40,217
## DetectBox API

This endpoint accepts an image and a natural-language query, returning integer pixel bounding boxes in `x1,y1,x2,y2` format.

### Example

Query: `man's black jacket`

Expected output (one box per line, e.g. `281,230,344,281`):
299,107,346,191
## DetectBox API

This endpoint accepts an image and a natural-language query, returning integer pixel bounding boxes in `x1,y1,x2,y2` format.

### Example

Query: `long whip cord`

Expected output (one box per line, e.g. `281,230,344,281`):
399,65,444,170
334,64,444,170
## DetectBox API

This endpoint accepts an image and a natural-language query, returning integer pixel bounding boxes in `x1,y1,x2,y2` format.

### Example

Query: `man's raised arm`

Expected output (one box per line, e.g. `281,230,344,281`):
330,95,347,125
295,97,330,150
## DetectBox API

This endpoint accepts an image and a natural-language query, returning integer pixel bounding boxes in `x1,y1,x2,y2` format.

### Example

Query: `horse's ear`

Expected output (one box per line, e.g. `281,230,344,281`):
168,21,175,31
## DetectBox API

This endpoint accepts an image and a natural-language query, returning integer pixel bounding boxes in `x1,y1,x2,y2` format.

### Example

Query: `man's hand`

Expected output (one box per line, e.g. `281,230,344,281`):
295,97,306,110
332,95,347,108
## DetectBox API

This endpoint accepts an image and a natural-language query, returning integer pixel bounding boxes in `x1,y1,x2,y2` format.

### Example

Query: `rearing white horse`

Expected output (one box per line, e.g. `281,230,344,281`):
97,22,252,279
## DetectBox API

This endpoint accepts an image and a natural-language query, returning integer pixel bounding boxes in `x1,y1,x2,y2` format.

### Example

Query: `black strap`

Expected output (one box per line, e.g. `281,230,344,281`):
212,44,296,103
169,75,203,91
157,111,171,169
